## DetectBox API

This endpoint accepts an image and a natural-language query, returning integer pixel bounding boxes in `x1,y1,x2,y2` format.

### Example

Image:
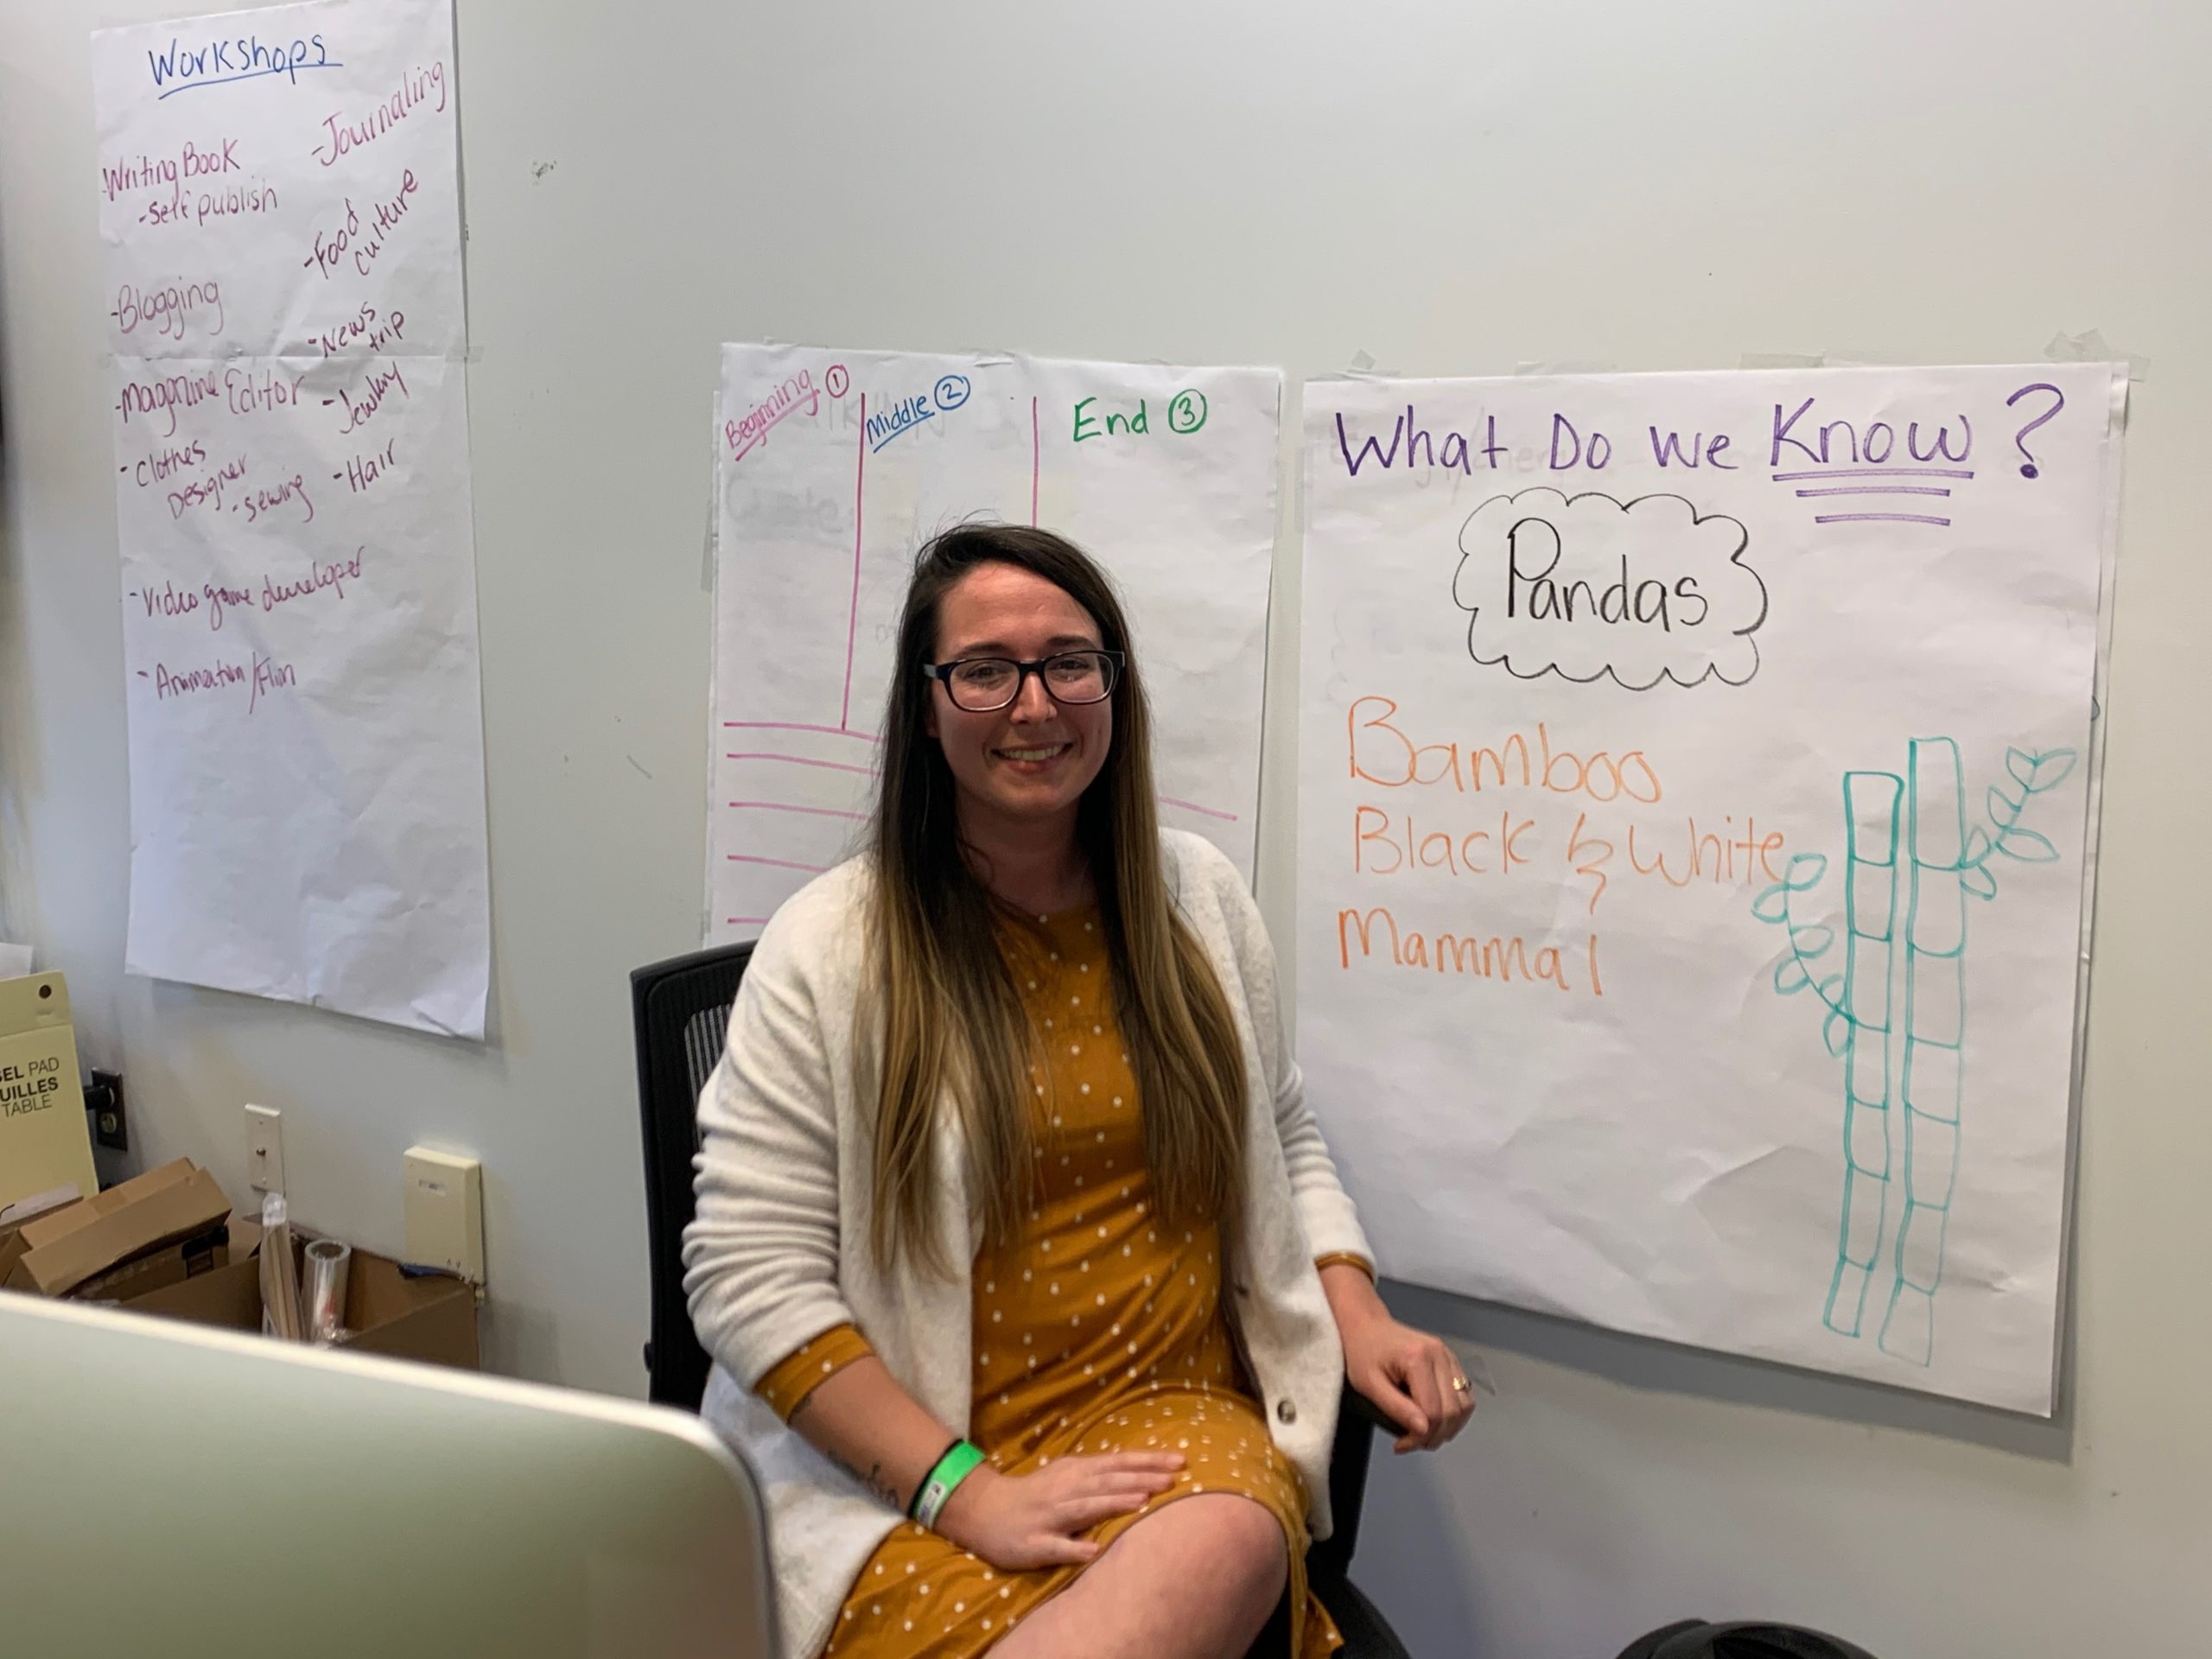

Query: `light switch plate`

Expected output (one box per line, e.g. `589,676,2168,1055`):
245,1103,284,1196
402,1147,484,1284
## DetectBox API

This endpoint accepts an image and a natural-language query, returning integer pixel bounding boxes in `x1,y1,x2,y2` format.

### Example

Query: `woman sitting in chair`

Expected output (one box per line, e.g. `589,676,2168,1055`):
684,524,1473,1659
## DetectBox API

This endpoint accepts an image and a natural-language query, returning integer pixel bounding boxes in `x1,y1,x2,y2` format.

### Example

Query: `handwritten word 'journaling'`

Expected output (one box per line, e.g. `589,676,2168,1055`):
144,32,333,99
117,365,306,435
111,277,225,343
302,172,418,281
146,652,296,714
311,62,447,167
133,549,363,632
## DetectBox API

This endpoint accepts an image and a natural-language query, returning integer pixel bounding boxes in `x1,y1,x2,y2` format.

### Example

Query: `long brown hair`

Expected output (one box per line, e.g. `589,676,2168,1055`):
861,524,1248,1274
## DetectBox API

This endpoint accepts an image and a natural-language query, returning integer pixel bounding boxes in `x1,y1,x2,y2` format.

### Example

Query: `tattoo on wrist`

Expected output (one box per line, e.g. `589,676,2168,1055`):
865,1460,904,1511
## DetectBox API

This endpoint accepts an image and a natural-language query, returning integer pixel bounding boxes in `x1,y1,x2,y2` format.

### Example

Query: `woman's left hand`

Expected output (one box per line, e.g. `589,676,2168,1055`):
1320,1264,1476,1453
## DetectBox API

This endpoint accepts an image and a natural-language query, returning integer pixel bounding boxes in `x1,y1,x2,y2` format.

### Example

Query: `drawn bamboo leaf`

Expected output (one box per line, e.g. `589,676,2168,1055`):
1961,826,1993,868
1789,925,1835,960
1987,782,2024,821
2026,749,2077,793
1961,863,1999,900
1819,973,1847,1005
1774,957,1812,995
1751,885,1790,925
1998,825,2059,862
1783,852,1829,892
1821,1004,1851,1058
2005,747,2037,791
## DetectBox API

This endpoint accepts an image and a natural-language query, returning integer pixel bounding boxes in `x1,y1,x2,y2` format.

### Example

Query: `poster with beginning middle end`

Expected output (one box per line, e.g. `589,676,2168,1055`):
1299,363,2124,1413
709,344,1281,942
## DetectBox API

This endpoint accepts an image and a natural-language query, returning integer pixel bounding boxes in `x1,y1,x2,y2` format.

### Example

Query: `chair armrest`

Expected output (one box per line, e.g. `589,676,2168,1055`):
1313,1376,1394,1586
1342,1383,1399,1435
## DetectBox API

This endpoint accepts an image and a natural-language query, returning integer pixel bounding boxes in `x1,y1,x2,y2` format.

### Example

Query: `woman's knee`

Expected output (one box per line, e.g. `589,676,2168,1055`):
1172,1494,1288,1614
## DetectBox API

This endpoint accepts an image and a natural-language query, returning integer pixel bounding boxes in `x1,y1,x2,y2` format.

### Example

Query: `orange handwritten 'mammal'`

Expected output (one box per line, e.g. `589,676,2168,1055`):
1336,905,1602,997
1346,696,1662,804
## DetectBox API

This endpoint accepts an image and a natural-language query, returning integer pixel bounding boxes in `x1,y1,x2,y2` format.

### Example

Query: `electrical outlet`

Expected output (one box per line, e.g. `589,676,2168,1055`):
85,1071,127,1151
245,1103,284,1196
403,1147,484,1284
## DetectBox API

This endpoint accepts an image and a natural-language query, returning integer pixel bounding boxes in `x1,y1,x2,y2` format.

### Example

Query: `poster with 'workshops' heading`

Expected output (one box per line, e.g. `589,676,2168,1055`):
92,0,488,1038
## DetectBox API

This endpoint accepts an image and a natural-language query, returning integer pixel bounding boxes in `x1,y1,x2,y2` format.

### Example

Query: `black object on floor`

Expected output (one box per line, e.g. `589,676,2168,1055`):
1618,1619,1879,1659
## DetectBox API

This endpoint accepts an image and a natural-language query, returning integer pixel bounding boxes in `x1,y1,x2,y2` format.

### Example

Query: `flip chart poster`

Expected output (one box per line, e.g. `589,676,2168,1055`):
709,345,1280,940
92,0,489,1039
1299,364,2124,1412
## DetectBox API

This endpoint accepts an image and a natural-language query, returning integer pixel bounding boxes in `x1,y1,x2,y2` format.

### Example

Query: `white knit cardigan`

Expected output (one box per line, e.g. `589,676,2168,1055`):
682,830,1373,1659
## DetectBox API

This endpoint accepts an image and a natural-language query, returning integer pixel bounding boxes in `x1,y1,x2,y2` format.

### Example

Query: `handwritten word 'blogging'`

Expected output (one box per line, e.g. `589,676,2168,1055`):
111,276,225,343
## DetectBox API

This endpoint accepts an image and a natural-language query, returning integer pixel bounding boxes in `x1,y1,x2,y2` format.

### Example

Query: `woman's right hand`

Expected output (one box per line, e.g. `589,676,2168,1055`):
932,1451,1185,1570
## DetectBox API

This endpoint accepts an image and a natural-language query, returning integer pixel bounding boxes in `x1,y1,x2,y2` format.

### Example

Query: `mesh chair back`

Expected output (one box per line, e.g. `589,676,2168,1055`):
630,941,755,1410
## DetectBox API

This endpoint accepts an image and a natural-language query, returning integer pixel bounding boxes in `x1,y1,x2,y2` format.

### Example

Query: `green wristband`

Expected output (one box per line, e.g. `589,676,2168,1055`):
909,1440,987,1529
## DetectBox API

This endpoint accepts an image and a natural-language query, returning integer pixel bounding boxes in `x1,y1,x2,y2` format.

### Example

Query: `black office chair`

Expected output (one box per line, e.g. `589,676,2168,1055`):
632,943,1411,1659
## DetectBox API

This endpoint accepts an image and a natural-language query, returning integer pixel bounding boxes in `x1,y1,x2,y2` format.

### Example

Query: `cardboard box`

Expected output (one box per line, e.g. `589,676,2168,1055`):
0,1188,80,1286
128,1229,479,1371
125,1218,264,1328
73,1220,231,1303
0,973,98,1217
4,1157,232,1297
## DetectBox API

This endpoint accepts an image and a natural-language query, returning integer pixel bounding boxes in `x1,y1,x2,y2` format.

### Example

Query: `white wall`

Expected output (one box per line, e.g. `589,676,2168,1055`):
4,2,2209,1652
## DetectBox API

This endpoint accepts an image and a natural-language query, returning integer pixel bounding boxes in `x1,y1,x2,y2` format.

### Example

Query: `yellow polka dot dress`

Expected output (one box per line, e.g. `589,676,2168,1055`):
754,905,1347,1659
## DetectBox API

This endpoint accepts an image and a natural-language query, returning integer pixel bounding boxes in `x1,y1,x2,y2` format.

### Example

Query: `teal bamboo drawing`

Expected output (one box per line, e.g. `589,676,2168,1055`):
1752,739,2075,1365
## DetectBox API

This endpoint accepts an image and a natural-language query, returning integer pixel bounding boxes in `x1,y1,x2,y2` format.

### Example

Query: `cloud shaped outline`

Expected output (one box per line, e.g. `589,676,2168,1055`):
1452,487,1768,691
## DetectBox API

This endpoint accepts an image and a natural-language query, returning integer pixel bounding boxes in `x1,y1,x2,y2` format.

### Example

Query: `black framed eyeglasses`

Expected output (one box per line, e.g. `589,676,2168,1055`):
922,649,1125,712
